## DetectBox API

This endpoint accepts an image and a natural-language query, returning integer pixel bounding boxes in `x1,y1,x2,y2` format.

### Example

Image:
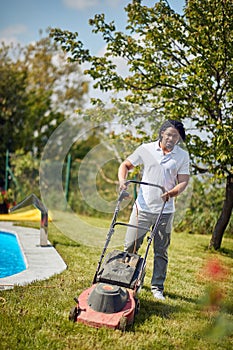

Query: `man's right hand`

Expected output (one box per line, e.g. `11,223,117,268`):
119,179,127,191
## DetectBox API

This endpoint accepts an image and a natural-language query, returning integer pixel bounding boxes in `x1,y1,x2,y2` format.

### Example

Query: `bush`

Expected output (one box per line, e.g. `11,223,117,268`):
174,175,233,235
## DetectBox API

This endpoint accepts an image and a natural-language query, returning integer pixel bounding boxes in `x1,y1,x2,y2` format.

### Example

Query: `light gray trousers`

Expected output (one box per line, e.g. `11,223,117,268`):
124,205,174,292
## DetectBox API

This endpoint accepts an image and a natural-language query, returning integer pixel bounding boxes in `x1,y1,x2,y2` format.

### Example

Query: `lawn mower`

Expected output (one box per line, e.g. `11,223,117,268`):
69,180,166,330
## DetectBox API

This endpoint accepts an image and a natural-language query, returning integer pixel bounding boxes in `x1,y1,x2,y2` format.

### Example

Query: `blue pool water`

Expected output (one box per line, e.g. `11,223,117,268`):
0,231,26,278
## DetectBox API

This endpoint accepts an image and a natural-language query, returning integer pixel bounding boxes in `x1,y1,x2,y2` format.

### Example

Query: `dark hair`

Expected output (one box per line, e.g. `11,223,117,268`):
159,119,186,141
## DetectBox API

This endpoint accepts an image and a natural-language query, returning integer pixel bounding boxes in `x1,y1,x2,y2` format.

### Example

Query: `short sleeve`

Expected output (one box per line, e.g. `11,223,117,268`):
178,151,190,175
127,144,144,166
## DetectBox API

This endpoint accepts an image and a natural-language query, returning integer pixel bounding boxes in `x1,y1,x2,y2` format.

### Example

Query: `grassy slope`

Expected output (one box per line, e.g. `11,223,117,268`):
0,218,232,350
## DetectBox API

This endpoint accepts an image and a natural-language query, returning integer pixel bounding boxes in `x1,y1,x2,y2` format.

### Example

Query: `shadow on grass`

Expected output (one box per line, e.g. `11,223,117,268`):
203,244,233,259
52,240,81,248
219,247,233,258
165,291,197,304
128,297,181,331
143,285,197,304
124,285,200,331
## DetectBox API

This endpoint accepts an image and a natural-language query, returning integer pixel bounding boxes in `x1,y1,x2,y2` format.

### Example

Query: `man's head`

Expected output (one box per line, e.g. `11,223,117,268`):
159,120,186,152
159,120,186,142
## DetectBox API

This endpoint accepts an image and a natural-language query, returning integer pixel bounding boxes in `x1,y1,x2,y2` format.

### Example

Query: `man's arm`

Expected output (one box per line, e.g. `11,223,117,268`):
118,160,134,190
161,174,189,201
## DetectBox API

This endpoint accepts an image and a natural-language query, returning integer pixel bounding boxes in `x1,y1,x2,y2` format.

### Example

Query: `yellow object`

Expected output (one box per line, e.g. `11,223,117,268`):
0,209,52,222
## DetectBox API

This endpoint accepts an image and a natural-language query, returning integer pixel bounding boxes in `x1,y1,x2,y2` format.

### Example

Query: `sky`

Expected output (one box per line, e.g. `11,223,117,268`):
0,0,186,106
0,0,185,55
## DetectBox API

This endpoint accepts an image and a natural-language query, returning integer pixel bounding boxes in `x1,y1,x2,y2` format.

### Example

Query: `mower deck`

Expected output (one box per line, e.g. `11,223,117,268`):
70,283,136,330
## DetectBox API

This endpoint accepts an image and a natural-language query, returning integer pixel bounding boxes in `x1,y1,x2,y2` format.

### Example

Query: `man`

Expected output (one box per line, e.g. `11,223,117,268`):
118,120,190,300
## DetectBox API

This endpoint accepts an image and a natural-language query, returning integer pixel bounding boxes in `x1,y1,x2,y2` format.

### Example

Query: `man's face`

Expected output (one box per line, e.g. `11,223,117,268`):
160,127,180,152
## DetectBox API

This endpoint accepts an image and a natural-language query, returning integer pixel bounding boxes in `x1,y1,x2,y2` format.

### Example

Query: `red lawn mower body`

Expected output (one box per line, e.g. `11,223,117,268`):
70,283,136,330
69,181,166,330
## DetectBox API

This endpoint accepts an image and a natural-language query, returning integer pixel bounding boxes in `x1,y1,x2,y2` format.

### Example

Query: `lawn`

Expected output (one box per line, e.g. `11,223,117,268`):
0,217,232,350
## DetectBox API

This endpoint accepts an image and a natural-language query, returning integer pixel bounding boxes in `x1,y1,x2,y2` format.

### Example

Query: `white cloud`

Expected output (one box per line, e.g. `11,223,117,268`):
62,0,127,10
0,24,27,45
62,0,99,10
105,0,127,8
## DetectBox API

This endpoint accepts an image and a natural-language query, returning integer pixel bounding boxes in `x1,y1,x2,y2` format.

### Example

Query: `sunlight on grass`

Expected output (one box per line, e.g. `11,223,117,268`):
49,210,126,248
0,219,232,350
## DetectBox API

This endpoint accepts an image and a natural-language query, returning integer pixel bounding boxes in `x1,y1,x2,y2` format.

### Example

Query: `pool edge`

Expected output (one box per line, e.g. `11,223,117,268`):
0,222,67,290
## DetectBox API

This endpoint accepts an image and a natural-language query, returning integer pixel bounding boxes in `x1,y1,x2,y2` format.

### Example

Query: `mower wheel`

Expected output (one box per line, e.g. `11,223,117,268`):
135,297,140,315
69,306,78,322
118,316,127,331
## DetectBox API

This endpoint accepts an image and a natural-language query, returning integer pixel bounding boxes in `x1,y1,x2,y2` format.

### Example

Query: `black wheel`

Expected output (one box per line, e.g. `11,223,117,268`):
134,297,140,315
118,316,127,331
69,306,78,322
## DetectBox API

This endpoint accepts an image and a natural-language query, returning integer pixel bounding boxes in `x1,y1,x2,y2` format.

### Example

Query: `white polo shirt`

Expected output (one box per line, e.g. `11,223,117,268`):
127,140,190,213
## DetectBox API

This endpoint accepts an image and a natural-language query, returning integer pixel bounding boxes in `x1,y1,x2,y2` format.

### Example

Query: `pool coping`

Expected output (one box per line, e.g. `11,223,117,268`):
0,222,67,290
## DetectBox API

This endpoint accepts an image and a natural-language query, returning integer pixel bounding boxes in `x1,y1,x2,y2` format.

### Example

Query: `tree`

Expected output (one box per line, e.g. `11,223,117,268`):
0,34,89,189
9,149,40,199
0,44,28,186
50,0,233,249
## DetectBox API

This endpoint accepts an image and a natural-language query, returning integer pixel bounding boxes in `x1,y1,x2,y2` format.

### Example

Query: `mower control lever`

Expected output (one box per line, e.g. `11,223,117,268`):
118,190,130,202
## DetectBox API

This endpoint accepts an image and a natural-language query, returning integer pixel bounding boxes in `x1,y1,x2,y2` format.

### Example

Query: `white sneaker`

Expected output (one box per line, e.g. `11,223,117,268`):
152,289,165,300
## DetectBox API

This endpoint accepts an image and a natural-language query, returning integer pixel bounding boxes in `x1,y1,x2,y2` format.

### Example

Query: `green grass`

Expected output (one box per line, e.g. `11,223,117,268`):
0,218,233,350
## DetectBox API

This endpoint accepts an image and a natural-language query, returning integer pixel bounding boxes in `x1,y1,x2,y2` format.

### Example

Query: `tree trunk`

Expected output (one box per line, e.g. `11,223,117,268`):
209,174,233,250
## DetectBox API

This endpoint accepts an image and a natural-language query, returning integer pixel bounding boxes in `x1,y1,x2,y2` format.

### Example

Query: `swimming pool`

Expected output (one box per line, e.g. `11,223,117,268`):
0,231,27,278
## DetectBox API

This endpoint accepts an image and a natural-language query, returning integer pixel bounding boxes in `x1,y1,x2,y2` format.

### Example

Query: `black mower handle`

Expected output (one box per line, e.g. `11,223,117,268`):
93,180,166,285
125,179,166,193
118,180,166,203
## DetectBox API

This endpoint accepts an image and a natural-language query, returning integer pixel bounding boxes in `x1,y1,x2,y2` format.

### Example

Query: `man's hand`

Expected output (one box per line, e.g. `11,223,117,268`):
119,179,127,191
161,192,170,202
118,160,134,191
161,174,189,202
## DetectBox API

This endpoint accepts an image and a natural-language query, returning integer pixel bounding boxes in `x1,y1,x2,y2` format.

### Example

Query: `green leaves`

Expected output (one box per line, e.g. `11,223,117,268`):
50,28,91,63
50,0,233,179
0,34,89,185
